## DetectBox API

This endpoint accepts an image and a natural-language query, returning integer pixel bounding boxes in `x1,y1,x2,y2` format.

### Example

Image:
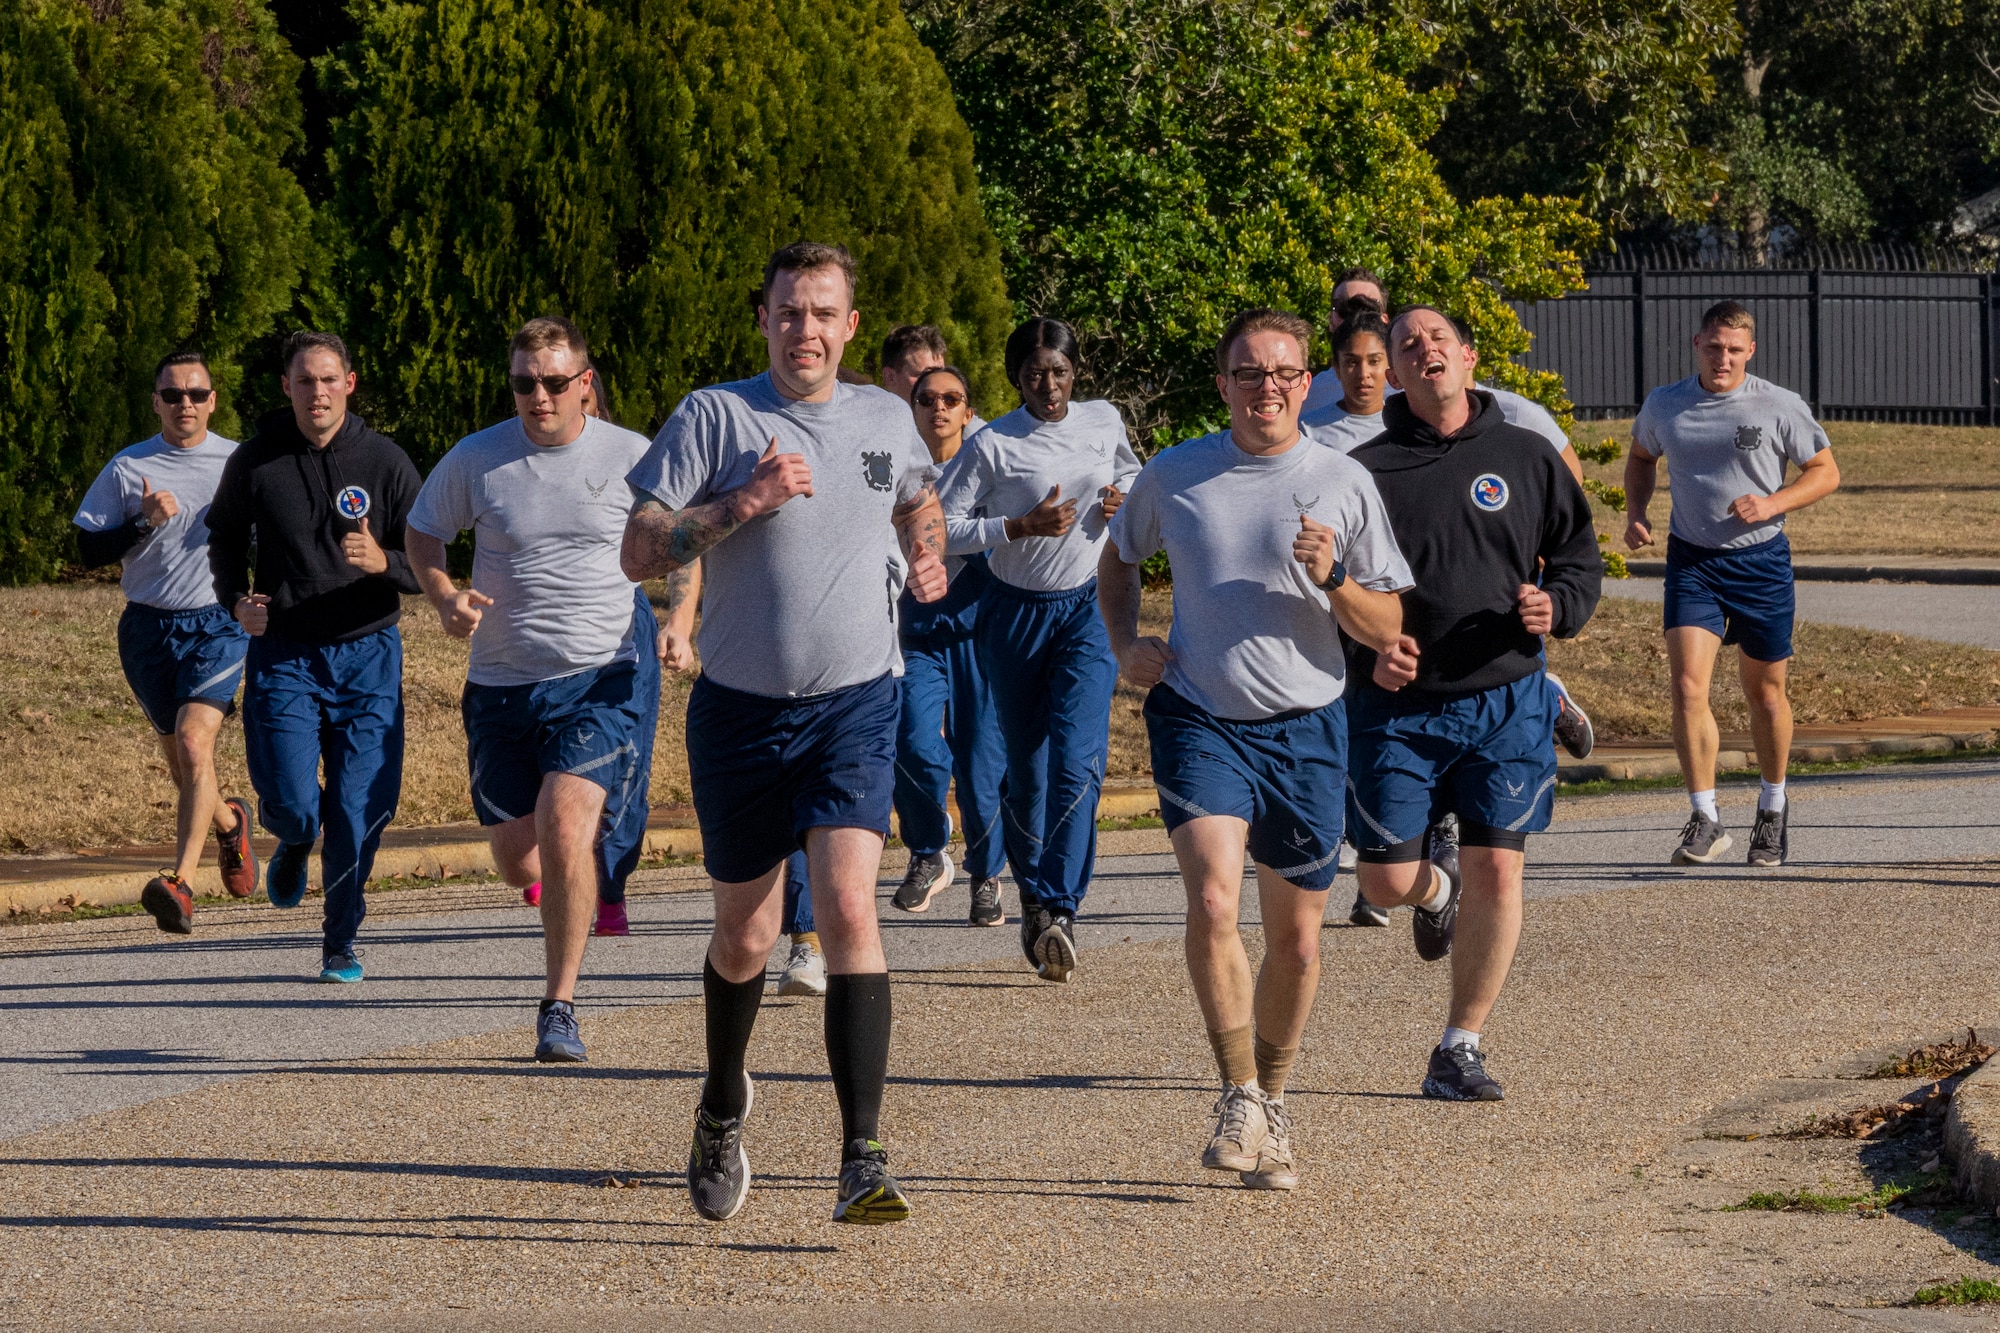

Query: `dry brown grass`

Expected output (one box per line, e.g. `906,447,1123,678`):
5,585,1992,851
1571,418,2000,557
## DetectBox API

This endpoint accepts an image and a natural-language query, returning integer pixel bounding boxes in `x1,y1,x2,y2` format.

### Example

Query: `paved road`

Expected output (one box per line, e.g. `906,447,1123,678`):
1604,577,2000,649
7,758,2000,1142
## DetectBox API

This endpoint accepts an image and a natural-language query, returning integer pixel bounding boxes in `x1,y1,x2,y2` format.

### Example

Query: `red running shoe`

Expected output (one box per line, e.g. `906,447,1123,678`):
522,880,542,907
140,872,194,935
594,901,630,937
215,796,258,898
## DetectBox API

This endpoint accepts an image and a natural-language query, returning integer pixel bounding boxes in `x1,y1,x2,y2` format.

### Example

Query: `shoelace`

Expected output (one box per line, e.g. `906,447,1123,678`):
1441,1043,1485,1075
542,1004,579,1039
1678,814,1707,843
1211,1087,1258,1145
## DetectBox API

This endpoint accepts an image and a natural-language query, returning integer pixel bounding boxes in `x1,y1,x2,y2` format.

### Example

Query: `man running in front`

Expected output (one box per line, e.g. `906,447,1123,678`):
1347,306,1602,1101
1624,300,1840,867
1103,308,1410,1189
622,241,948,1226
407,317,653,1063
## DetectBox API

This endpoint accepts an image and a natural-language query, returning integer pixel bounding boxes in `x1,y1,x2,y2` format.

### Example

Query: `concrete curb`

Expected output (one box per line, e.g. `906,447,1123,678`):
1557,730,1998,785
1623,559,2000,586
1944,1057,2000,1214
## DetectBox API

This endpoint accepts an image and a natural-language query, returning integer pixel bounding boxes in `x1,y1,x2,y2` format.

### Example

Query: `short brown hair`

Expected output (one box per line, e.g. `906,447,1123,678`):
1387,304,1462,346
1215,308,1315,372
763,241,857,303
882,323,949,372
1700,300,1756,338
510,316,588,363
283,330,350,374
1336,265,1384,291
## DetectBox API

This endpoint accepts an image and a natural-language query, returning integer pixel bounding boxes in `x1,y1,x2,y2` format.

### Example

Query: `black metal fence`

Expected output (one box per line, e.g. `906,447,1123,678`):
1510,245,1998,423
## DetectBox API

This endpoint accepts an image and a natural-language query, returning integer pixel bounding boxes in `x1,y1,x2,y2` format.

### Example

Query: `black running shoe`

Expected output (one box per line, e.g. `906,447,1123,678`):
1412,865,1460,962
1018,896,1047,967
892,850,954,913
1348,889,1390,927
687,1077,754,1222
1747,805,1789,867
968,877,1004,927
1422,1042,1504,1101
1428,813,1460,885
1548,673,1595,760
1035,911,1078,983
1671,813,1732,865
833,1138,912,1225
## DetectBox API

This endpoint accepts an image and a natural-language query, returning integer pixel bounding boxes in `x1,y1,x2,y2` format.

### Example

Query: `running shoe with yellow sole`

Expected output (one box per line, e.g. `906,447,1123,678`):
833,1139,912,1225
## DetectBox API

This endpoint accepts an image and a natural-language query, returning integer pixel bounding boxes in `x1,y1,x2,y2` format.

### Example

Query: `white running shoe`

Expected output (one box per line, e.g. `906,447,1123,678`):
776,938,827,997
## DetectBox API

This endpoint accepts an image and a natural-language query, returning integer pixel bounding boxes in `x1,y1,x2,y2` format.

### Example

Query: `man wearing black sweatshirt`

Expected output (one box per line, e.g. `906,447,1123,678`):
1346,306,1602,1103
207,331,422,983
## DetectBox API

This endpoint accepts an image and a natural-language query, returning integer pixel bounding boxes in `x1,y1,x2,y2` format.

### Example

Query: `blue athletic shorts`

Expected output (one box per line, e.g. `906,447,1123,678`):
685,671,899,885
462,661,643,826
117,602,249,735
1145,684,1346,890
1663,532,1795,662
1345,671,1556,856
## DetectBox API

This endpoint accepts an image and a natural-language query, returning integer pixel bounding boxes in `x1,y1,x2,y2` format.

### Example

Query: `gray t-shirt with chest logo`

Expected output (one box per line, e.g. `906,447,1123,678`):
1633,373,1830,550
627,372,938,699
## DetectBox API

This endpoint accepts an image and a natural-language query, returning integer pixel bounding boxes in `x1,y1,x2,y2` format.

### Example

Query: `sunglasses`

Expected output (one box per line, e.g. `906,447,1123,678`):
509,371,586,396
155,387,213,405
914,391,967,409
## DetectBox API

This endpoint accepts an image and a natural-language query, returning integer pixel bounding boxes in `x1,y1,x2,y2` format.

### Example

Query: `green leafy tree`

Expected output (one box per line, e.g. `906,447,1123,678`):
322,0,1014,462
904,0,1596,443
0,0,311,582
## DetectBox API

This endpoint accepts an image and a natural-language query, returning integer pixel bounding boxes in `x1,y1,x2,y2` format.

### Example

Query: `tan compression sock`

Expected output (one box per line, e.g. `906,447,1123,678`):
794,931,820,950
1207,1024,1257,1089
1254,1035,1298,1100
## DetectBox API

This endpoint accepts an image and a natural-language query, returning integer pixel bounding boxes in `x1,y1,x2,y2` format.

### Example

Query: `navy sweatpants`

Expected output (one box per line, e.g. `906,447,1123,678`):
597,588,660,905
894,629,1008,881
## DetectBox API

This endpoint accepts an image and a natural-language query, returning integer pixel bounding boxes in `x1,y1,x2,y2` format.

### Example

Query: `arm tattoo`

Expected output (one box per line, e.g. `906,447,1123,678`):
894,487,946,561
625,497,740,581
662,561,699,616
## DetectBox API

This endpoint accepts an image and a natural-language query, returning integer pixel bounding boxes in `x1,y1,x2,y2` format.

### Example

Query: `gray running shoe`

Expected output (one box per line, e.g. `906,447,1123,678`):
1422,1042,1504,1102
534,999,586,1062
687,1074,754,1222
833,1138,912,1225
1671,813,1733,865
775,938,827,997
1747,805,1789,867
1240,1094,1299,1190
1348,889,1390,928
1202,1083,1269,1172
1034,911,1078,983
968,877,1004,927
1412,862,1461,963
892,850,954,913
1428,813,1460,885
1548,673,1595,760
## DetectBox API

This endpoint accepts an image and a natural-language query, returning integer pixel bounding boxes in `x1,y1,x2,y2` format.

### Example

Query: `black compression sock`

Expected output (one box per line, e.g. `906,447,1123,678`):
701,954,763,1119
825,972,892,1147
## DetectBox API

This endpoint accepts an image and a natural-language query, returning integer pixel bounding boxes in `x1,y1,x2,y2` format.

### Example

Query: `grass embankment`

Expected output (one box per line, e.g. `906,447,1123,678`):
6,584,1994,853
1571,418,2000,558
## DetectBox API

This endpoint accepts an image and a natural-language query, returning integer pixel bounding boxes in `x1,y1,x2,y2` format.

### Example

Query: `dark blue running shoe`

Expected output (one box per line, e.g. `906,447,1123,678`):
534,999,587,1062
267,841,312,909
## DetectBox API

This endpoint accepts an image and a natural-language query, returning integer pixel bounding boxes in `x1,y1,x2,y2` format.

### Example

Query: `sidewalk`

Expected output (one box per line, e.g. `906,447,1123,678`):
1623,554,2000,585
1558,703,2000,783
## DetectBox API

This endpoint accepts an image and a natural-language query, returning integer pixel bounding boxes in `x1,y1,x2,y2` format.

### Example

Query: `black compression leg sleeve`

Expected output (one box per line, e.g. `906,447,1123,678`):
701,954,763,1119
1459,822,1530,852
825,972,892,1147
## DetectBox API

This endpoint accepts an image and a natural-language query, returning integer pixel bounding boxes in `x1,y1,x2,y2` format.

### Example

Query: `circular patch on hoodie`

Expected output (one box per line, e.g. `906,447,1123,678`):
335,485,371,520
1469,474,1509,512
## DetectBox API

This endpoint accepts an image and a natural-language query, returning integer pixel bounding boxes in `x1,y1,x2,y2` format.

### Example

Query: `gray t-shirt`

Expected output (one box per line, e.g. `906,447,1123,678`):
1633,373,1830,550
410,415,652,687
1304,372,1570,451
1109,430,1413,720
73,432,240,611
1300,400,1384,453
627,372,938,698
939,399,1142,592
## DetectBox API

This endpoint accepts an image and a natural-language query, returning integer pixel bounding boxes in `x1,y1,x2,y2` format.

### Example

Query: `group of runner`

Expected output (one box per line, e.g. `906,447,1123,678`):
73,240,1837,1223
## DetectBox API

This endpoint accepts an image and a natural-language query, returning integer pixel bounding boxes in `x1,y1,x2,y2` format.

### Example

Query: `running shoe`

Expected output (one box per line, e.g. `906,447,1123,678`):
1422,1042,1504,1102
968,877,1004,927
522,880,542,908
266,841,311,910
1670,813,1732,865
776,937,827,997
1241,1094,1299,1190
534,999,587,1062
1034,910,1078,983
687,1075,754,1222
593,901,630,937
834,1138,912,1225
318,948,364,984
1202,1083,1269,1172
215,796,258,898
1412,864,1460,963
1428,813,1460,885
1338,841,1359,872
1018,896,1048,967
891,850,954,913
1548,673,1595,760
1747,805,1789,867
140,872,194,935
1348,889,1390,928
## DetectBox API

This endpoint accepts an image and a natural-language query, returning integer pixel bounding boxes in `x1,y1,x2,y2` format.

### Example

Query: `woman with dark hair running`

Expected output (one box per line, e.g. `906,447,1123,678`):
939,318,1140,982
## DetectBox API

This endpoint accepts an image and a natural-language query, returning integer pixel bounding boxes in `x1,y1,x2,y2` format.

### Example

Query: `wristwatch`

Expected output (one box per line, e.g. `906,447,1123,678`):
131,512,153,532
1317,560,1348,591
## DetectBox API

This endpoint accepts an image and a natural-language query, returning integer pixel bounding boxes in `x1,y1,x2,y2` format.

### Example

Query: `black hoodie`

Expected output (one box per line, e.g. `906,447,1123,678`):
207,407,423,645
1349,391,1602,697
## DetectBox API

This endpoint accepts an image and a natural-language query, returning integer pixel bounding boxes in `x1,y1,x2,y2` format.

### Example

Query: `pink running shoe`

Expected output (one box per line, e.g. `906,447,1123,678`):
594,901,630,937
522,881,542,908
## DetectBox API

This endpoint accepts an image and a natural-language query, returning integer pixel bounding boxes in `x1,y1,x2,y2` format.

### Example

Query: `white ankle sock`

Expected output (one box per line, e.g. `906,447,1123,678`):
1759,779,1787,813
1416,865,1451,912
1689,789,1719,821
1441,1026,1480,1052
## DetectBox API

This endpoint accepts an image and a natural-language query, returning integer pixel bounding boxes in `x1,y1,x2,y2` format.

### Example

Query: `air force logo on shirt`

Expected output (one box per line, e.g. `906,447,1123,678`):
336,485,371,520
1470,474,1509,512
861,451,894,493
